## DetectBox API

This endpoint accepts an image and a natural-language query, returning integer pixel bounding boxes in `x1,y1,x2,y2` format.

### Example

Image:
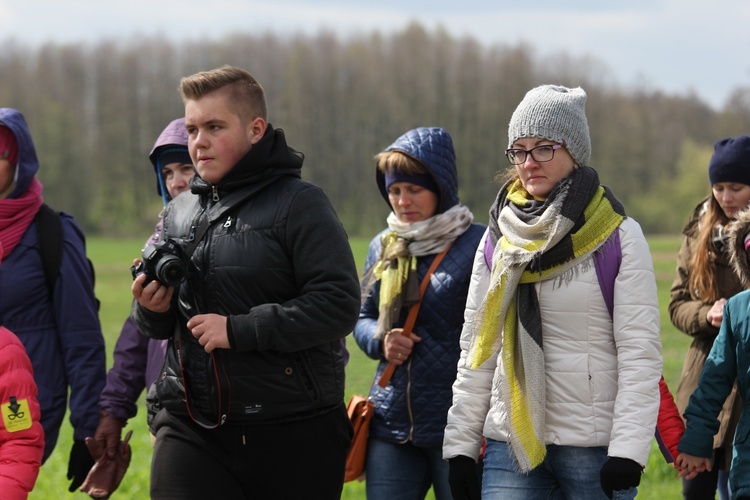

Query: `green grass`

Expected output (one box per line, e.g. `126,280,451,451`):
31,235,690,499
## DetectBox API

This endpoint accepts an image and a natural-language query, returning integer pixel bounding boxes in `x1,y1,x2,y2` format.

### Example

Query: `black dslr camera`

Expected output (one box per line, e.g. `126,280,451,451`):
131,239,189,287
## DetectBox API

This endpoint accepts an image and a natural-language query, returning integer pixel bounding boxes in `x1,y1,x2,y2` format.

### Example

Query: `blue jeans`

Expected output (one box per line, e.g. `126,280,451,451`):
365,438,452,500
482,439,637,500
719,469,730,500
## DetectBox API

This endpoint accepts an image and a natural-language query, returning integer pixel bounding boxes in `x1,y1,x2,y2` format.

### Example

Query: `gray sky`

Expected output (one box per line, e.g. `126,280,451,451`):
2,0,748,109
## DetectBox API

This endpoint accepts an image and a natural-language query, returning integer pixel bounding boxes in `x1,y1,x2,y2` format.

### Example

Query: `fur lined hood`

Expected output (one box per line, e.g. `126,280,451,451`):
730,207,750,287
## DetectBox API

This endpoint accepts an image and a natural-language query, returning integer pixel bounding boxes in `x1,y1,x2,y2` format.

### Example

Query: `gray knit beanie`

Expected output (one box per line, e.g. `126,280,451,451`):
508,84,591,167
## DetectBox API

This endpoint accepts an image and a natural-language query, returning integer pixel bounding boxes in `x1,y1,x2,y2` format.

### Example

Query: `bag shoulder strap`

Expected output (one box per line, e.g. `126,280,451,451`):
35,204,101,310
376,242,454,388
34,203,63,296
592,229,621,319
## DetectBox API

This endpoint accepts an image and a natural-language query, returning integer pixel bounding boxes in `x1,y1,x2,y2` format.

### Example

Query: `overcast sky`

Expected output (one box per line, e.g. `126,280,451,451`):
1,0,748,109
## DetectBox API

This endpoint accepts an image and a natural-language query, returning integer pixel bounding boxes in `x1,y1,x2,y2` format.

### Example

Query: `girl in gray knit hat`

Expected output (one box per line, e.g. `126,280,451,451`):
443,85,663,499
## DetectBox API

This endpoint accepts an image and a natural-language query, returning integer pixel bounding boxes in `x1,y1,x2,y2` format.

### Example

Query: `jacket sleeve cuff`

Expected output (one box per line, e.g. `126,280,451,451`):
228,314,258,352
131,301,175,339
226,317,237,349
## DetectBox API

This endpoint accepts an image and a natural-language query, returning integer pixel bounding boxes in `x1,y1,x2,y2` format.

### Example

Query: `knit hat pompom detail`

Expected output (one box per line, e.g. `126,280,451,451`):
508,85,591,167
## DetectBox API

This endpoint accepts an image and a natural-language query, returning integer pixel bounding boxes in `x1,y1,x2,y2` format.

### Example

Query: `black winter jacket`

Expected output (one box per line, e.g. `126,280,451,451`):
132,126,361,425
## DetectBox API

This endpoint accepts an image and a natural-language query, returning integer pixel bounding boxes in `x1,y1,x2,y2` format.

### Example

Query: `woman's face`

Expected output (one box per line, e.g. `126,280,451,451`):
712,182,750,219
511,138,576,200
387,181,439,223
0,158,15,199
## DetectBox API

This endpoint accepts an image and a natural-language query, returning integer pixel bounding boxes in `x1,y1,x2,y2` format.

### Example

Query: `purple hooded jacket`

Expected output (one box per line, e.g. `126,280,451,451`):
97,118,188,422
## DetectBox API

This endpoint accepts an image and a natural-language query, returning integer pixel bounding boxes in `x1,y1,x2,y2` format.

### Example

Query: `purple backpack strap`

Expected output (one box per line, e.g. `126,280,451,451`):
483,233,494,269
593,229,621,319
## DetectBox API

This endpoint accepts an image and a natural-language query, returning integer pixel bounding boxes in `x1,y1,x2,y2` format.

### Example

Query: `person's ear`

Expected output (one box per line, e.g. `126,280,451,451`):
248,117,266,145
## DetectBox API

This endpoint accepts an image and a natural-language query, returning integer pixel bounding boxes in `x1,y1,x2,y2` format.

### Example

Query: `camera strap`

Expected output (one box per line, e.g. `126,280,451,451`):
182,211,211,260
174,210,231,429
175,331,231,429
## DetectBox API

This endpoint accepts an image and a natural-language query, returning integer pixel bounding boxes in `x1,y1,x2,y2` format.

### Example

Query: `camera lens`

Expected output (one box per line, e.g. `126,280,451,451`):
155,255,187,287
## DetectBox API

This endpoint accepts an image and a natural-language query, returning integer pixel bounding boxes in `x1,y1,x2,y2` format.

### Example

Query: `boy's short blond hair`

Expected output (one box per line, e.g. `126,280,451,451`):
180,65,267,123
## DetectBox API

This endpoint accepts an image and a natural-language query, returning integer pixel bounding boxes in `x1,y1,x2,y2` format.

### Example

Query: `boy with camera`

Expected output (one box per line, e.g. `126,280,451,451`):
131,65,360,499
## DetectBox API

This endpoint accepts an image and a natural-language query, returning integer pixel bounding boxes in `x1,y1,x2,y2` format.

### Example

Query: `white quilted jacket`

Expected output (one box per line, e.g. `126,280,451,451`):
443,217,662,467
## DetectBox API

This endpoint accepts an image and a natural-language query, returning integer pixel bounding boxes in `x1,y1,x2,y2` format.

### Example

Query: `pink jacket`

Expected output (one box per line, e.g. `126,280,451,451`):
0,326,44,499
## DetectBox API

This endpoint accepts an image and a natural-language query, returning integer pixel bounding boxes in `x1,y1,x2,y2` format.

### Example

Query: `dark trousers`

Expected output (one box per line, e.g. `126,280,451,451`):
682,467,719,500
150,404,353,499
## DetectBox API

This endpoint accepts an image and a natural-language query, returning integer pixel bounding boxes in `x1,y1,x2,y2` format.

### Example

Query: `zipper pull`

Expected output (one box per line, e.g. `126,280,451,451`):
212,185,219,201
224,216,233,228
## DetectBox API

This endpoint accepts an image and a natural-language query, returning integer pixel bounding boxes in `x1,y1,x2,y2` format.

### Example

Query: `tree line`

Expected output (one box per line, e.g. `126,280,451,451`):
1,23,749,237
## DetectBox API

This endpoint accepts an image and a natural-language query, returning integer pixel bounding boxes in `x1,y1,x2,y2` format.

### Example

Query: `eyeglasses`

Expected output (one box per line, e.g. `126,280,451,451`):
505,144,563,165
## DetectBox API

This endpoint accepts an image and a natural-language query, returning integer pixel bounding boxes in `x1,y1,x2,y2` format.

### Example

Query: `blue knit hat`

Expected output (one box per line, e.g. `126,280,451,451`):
384,170,440,195
708,136,750,186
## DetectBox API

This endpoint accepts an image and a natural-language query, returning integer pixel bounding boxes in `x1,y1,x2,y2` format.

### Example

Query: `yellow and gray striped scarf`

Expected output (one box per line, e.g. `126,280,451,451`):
467,166,625,472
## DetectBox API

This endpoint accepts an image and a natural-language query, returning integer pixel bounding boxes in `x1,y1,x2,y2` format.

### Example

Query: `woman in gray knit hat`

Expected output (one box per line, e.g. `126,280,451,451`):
443,85,662,499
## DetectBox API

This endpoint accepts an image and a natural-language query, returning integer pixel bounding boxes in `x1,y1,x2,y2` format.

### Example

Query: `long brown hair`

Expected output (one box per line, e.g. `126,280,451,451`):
688,195,731,303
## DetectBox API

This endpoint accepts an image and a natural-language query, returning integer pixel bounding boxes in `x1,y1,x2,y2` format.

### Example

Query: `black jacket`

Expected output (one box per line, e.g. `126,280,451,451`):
132,126,360,425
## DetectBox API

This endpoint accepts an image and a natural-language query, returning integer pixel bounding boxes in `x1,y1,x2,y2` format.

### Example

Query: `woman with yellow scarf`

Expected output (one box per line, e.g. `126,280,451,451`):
353,127,485,499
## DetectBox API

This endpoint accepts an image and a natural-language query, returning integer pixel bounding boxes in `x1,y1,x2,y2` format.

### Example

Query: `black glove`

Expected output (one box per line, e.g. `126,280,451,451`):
68,439,96,492
600,456,643,499
448,455,481,500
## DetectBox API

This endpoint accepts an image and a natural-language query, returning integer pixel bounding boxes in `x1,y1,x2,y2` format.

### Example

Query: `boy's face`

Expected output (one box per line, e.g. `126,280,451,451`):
185,91,265,185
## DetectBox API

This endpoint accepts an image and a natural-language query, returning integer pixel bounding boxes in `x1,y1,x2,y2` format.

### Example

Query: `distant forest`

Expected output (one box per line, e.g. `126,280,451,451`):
2,23,749,237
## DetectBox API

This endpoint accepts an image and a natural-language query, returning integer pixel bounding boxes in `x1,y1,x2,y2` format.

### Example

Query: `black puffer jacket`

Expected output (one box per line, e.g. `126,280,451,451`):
133,126,361,425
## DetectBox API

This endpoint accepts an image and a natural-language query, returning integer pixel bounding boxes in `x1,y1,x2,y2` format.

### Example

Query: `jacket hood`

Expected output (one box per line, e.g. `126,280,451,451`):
376,127,460,214
149,117,189,166
0,108,39,200
191,124,303,198
730,207,750,287
149,117,190,202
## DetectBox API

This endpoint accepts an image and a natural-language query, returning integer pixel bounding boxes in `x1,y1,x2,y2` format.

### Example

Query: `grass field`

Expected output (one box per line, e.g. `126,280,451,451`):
30,234,691,499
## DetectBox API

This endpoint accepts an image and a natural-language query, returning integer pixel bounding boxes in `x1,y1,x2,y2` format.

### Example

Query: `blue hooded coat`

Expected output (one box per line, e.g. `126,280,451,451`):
353,127,485,447
0,108,106,461
678,206,750,498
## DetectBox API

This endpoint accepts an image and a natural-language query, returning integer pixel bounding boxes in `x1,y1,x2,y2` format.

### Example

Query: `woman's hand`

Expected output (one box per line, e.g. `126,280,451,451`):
383,328,422,365
706,298,727,327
